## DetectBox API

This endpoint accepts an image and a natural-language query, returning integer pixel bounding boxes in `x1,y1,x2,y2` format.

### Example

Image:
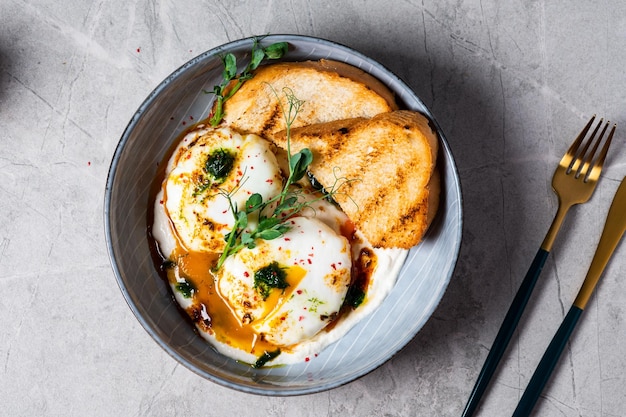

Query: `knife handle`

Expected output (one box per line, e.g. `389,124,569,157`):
511,306,582,417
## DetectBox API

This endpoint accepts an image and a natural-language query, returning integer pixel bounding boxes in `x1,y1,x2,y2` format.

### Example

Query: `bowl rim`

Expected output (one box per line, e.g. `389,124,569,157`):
104,33,463,396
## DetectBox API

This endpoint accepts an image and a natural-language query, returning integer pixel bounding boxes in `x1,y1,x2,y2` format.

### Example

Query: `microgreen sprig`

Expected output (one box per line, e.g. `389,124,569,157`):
207,37,288,126
214,88,349,271
276,88,313,205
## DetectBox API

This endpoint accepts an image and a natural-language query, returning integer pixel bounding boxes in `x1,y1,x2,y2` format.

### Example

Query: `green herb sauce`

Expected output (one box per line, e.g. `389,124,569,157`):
253,349,282,368
205,148,235,182
175,280,196,298
343,286,366,308
254,261,289,300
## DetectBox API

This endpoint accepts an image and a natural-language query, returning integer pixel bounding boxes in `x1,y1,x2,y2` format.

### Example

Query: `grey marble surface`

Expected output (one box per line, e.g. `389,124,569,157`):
1,1,625,416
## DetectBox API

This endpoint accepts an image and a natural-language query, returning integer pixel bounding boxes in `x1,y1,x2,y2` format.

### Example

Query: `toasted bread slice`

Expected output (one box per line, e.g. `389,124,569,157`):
220,60,397,140
273,110,439,249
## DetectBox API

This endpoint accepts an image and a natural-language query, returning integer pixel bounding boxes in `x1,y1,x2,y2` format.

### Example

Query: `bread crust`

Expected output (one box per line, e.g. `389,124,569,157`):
273,110,440,249
220,60,397,140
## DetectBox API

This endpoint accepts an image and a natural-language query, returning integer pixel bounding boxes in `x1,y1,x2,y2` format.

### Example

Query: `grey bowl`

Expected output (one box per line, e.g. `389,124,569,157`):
105,34,462,396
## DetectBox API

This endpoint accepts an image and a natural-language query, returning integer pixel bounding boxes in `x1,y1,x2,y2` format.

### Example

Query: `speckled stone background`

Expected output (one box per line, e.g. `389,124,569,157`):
1,1,626,416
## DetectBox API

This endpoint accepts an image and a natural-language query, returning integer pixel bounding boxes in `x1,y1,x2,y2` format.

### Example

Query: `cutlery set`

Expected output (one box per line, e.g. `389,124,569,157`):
462,116,623,417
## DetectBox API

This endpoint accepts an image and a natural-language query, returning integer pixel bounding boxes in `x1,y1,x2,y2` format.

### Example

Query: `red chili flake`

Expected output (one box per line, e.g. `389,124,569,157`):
284,238,291,241
244,271,250,277
305,357,310,362
159,200,164,205
265,179,273,184
189,115,194,120
331,263,337,270
136,47,141,53
182,121,186,125
87,161,91,166
297,290,303,295
280,316,286,321
307,259,312,265
299,316,305,322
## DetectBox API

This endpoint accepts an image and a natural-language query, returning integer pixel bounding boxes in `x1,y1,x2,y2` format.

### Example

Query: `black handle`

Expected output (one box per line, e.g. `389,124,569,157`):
511,306,583,417
461,248,550,417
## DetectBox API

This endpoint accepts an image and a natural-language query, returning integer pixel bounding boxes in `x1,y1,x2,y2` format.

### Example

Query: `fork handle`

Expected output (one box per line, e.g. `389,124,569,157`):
461,248,549,417
511,306,582,417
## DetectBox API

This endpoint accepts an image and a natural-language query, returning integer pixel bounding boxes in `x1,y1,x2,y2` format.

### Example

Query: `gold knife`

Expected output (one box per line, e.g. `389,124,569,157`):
574,176,626,309
512,176,626,417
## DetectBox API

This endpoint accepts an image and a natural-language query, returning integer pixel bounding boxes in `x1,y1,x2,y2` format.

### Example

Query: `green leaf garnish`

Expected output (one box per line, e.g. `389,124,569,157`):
263,42,289,59
207,37,288,126
245,193,264,213
256,229,283,240
289,149,314,182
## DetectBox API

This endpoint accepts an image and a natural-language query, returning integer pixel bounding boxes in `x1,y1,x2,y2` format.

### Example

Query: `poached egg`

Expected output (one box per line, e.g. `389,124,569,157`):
216,215,351,347
163,126,283,253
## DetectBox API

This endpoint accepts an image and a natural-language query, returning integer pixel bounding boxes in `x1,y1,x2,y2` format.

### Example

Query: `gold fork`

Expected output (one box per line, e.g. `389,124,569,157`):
461,115,617,417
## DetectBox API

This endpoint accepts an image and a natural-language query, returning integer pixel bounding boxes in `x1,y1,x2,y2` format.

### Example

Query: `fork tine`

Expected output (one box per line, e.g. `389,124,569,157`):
569,117,602,174
561,115,595,169
585,122,617,182
580,122,609,174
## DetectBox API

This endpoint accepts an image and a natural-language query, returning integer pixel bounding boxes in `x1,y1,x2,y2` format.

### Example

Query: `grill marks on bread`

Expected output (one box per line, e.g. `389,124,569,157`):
220,60,439,249
273,111,439,249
